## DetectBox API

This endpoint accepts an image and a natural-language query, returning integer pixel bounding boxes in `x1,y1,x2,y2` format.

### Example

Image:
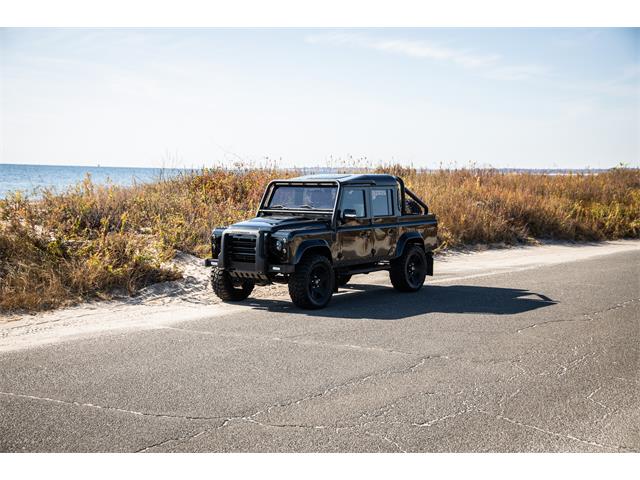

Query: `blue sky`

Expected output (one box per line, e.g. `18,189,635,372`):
1,28,638,169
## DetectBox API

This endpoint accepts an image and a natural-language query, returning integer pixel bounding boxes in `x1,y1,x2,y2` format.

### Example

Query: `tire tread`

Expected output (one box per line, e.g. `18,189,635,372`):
390,244,427,292
288,254,334,309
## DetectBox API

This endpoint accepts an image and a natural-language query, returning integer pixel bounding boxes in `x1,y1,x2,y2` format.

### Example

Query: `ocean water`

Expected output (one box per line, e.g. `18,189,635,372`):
0,163,610,199
0,163,186,198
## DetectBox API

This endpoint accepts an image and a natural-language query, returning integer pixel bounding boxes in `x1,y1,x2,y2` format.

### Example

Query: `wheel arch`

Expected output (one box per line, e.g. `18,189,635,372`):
293,239,333,265
395,232,425,258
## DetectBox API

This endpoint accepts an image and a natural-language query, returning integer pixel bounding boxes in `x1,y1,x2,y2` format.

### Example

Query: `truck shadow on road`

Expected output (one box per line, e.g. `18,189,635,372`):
245,283,557,320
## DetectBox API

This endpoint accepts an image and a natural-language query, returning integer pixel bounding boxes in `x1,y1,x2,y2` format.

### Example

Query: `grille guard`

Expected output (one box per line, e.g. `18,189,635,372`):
218,230,267,274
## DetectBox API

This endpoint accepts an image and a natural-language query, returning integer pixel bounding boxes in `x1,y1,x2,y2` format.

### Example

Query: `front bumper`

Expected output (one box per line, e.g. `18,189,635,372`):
204,258,218,267
204,230,296,276
203,257,294,274
265,264,295,273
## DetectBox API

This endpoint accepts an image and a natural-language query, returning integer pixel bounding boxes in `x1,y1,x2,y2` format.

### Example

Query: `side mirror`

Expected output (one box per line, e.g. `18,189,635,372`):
342,209,358,222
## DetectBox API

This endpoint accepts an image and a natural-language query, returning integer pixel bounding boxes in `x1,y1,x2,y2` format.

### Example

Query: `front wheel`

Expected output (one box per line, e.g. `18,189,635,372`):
389,244,427,292
211,267,254,301
288,254,335,309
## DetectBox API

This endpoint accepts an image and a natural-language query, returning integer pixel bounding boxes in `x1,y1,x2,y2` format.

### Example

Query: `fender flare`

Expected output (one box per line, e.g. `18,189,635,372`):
395,232,425,258
293,239,332,265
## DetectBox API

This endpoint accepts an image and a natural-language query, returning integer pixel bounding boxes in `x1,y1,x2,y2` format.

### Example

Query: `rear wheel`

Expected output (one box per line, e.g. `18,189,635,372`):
288,254,334,309
390,244,427,292
211,267,254,301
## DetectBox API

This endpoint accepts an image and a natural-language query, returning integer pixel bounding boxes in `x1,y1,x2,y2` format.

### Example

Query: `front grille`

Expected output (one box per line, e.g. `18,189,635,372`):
226,233,257,264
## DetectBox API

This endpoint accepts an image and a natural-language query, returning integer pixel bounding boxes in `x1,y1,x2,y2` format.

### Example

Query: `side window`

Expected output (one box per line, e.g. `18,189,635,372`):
371,189,392,217
340,188,366,218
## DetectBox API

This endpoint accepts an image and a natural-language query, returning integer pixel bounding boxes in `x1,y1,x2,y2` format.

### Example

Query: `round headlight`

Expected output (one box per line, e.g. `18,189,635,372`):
276,239,284,251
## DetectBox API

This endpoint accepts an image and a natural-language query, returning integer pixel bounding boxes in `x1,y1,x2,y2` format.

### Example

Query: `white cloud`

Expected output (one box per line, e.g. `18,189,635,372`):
305,32,548,81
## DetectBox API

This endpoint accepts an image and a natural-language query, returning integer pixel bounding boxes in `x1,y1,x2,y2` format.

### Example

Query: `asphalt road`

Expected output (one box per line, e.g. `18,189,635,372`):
1,247,638,452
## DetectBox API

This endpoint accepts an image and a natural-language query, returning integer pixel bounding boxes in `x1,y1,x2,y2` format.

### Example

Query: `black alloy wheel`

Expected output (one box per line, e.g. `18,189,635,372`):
288,254,335,309
389,244,427,292
308,262,332,305
406,250,426,289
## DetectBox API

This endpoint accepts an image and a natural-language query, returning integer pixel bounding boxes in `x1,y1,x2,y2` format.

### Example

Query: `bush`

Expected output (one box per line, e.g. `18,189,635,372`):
1,167,638,313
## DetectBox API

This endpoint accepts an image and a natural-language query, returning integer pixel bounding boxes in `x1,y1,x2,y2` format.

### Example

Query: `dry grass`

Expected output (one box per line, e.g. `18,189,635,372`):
1,166,639,313
381,166,640,248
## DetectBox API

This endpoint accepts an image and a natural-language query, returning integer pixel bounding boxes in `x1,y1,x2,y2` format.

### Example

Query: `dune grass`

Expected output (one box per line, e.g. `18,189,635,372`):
1,166,639,313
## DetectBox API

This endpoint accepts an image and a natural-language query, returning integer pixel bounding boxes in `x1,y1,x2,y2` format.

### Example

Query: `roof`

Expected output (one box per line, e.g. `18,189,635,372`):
286,173,399,186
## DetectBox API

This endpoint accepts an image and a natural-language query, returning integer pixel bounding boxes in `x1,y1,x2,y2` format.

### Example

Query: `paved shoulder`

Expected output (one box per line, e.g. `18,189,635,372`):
0,242,638,452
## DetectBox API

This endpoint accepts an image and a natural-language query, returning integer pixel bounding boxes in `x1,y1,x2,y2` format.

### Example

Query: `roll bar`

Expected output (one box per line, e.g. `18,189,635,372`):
257,176,429,219
394,176,429,215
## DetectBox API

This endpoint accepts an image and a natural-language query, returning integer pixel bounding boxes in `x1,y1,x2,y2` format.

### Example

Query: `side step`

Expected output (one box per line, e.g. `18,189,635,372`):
341,264,390,275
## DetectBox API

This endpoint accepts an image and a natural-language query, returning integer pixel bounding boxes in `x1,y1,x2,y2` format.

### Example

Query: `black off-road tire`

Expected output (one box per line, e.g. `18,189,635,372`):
337,274,352,287
390,244,427,292
288,254,335,309
211,267,254,302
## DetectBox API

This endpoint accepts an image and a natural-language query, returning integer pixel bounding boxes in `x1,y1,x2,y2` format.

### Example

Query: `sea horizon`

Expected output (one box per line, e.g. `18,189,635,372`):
0,163,191,199
0,162,624,199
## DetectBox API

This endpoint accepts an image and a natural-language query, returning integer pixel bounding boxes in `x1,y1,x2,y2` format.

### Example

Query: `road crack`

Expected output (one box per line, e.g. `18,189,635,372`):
411,407,475,427
160,326,420,356
476,408,626,451
0,391,223,421
516,298,639,334
133,354,448,451
245,354,448,420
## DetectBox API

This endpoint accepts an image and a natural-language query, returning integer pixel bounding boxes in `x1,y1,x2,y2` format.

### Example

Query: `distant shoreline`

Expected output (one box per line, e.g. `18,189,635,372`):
0,162,629,199
0,162,622,173
0,163,188,199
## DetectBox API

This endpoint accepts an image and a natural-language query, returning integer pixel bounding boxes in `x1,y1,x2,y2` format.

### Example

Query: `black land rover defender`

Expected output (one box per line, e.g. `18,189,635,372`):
204,174,438,309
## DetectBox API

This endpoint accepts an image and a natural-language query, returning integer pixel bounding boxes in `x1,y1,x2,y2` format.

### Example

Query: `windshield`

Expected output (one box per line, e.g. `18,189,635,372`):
266,185,338,210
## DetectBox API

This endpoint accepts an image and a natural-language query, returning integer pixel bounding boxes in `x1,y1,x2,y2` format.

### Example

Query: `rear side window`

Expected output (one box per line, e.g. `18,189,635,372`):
371,189,393,217
340,189,366,217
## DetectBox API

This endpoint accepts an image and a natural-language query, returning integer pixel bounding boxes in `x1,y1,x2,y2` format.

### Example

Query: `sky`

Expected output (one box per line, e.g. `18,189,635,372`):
0,28,638,169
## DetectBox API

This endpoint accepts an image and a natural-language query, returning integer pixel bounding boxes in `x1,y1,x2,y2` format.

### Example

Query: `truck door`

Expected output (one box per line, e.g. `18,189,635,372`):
337,187,372,264
371,188,398,259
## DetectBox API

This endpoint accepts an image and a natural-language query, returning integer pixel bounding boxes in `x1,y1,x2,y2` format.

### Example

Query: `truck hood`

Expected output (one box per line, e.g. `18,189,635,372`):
226,216,330,234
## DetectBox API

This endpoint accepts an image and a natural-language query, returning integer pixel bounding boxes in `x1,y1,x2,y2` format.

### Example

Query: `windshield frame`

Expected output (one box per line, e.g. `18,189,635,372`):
258,180,341,217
